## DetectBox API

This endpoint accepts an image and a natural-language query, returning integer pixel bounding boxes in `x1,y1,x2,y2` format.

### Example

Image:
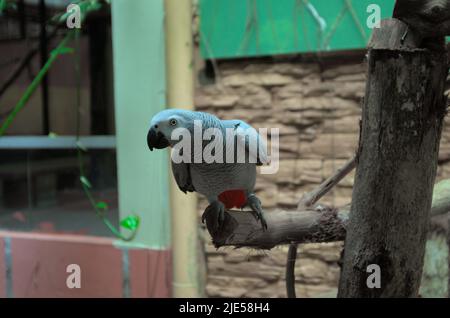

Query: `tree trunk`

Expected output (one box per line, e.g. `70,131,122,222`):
337,19,448,298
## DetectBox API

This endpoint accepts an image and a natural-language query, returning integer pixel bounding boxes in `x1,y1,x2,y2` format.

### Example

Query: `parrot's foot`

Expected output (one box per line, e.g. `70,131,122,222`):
246,194,268,231
202,201,226,233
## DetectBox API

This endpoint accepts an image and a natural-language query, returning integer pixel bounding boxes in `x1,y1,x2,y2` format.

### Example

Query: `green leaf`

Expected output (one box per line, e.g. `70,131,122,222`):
48,132,58,138
96,201,108,211
80,175,92,189
0,0,7,12
120,215,140,231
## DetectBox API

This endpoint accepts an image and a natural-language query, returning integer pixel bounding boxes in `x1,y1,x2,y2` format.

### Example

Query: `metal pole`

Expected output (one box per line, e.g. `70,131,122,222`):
164,0,203,297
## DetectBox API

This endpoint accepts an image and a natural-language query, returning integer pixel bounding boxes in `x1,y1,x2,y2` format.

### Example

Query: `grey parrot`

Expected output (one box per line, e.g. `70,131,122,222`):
147,109,269,232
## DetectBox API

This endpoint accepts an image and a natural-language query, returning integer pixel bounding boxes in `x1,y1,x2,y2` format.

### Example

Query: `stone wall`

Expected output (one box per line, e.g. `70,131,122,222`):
195,57,450,298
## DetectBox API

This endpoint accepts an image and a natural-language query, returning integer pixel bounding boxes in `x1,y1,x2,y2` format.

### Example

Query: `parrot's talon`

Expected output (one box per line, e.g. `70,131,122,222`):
247,194,268,231
219,209,225,224
202,201,226,233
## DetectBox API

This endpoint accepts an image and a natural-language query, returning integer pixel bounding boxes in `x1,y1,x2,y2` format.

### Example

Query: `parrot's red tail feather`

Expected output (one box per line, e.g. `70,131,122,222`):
218,190,247,209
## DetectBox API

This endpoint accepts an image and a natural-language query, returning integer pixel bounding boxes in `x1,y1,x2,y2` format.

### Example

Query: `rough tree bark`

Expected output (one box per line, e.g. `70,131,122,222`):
393,0,450,38
337,19,449,297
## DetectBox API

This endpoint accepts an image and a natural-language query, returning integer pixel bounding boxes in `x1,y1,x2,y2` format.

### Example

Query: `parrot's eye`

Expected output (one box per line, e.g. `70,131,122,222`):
169,119,177,126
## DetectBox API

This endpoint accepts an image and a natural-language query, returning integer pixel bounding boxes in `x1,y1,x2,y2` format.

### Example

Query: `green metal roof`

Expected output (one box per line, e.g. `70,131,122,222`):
199,0,396,59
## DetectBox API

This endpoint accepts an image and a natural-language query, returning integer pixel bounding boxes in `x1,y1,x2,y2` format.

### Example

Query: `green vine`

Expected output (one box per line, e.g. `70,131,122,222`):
0,0,15,13
0,0,140,241
0,32,74,136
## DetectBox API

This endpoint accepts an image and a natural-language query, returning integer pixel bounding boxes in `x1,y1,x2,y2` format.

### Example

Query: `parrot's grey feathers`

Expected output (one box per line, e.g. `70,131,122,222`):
171,161,195,193
150,109,265,193
222,119,269,166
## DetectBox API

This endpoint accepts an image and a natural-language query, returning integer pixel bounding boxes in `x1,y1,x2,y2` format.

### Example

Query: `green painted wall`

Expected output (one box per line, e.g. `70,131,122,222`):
200,0,401,59
200,0,397,58
111,0,170,248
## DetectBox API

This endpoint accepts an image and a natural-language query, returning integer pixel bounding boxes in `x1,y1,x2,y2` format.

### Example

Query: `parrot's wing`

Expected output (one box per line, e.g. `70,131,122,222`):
222,119,269,165
171,161,195,193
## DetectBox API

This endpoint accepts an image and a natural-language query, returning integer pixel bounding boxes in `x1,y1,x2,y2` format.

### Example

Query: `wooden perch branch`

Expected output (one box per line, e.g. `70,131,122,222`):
204,179,450,249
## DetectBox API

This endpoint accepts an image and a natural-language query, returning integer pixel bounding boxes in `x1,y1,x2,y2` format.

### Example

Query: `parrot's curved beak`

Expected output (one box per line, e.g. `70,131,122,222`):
147,128,170,151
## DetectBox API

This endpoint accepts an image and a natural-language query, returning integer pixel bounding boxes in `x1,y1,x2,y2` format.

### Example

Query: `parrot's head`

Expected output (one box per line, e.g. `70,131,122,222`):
147,109,195,151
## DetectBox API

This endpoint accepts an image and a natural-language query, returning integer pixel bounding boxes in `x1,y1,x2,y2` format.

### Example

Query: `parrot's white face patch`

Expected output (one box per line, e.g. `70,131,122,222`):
169,120,279,174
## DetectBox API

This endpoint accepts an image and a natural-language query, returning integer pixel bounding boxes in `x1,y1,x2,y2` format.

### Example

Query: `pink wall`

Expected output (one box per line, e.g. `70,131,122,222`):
0,231,171,298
